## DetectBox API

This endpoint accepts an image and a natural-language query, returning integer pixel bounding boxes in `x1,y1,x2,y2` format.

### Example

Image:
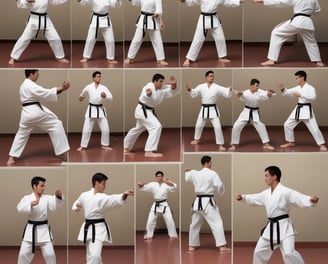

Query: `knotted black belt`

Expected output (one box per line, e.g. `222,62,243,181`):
84,218,110,244
139,101,156,118
89,103,105,118
91,12,110,39
245,105,260,123
22,220,48,253
22,101,43,111
201,12,220,37
202,104,218,119
154,199,167,215
295,103,312,121
261,214,289,250
194,195,214,211
290,13,310,22
137,11,156,39
29,12,47,38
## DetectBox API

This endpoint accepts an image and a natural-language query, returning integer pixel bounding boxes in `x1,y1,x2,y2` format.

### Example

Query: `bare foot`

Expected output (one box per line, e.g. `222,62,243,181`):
187,246,197,252
319,145,327,151
263,143,274,150
57,58,69,64
80,58,88,63
144,151,163,158
280,142,295,148
261,59,276,66
218,58,231,63
220,246,231,253
124,58,134,64
57,153,68,163
101,146,113,151
107,59,118,64
124,148,133,154
169,236,178,240
144,237,152,242
316,61,325,67
190,140,200,145
229,144,236,151
8,58,15,64
77,147,86,151
6,156,15,166
183,59,190,66
218,145,226,151
157,60,168,66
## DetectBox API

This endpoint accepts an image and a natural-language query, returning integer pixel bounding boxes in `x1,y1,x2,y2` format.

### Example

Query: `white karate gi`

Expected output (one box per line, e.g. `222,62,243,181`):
140,182,178,238
9,79,70,158
189,82,232,144
79,0,121,60
79,82,113,148
282,83,325,145
263,0,322,62
10,0,67,60
185,167,227,247
17,193,64,264
183,0,240,61
72,188,126,264
124,83,180,152
242,183,315,264
231,89,271,145
127,0,166,61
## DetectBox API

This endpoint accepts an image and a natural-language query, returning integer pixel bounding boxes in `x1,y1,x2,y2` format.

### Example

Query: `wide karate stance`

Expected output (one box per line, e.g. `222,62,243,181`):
279,70,327,151
9,0,69,64
7,69,70,166
186,70,232,150
138,171,178,240
229,78,275,151
17,176,64,264
72,172,134,264
254,0,324,67
185,155,230,252
124,73,180,158
236,165,319,264
78,0,121,63
77,71,113,151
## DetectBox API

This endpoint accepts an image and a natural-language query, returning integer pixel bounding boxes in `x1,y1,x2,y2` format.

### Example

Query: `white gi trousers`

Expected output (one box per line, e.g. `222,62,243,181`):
186,26,227,61
18,241,56,264
10,18,65,60
145,209,178,238
194,116,224,145
80,117,110,148
82,26,115,60
124,114,162,152
267,21,321,62
189,205,226,247
283,115,325,145
86,239,103,264
231,119,270,144
127,28,165,60
253,236,304,264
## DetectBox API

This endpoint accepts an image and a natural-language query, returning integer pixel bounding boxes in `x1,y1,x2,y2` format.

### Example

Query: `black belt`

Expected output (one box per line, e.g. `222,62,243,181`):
136,11,156,39
202,104,218,119
194,195,214,211
91,12,110,39
22,101,43,111
261,214,289,250
22,220,48,253
290,13,310,22
89,103,105,118
201,12,220,37
139,101,156,118
245,105,260,123
295,103,312,121
84,218,110,244
154,199,167,215
29,12,47,38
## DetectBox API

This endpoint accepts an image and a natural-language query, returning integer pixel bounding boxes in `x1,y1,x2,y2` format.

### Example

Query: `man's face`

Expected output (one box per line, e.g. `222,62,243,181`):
206,73,215,83
95,180,107,193
264,171,276,186
154,79,164,89
295,75,304,85
251,83,259,92
33,181,45,196
93,74,101,84
155,174,164,183
31,71,40,81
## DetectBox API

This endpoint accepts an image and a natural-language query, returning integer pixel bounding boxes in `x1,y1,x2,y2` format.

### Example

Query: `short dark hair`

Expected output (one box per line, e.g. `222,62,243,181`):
92,71,101,78
201,155,212,165
265,166,281,182
92,172,108,187
205,70,214,77
152,73,165,82
31,176,46,188
155,171,164,177
250,78,260,86
25,69,38,78
295,70,307,81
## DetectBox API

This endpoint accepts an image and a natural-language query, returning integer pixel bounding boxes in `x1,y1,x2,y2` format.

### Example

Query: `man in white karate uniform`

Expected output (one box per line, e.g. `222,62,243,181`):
124,0,168,65
186,70,232,151
185,155,230,252
279,70,327,151
17,176,64,264
229,78,275,151
180,0,243,66
72,172,134,264
236,165,319,264
254,0,324,67
77,71,113,151
7,69,70,166
138,171,178,240
124,73,179,158
78,0,121,63
9,0,69,64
